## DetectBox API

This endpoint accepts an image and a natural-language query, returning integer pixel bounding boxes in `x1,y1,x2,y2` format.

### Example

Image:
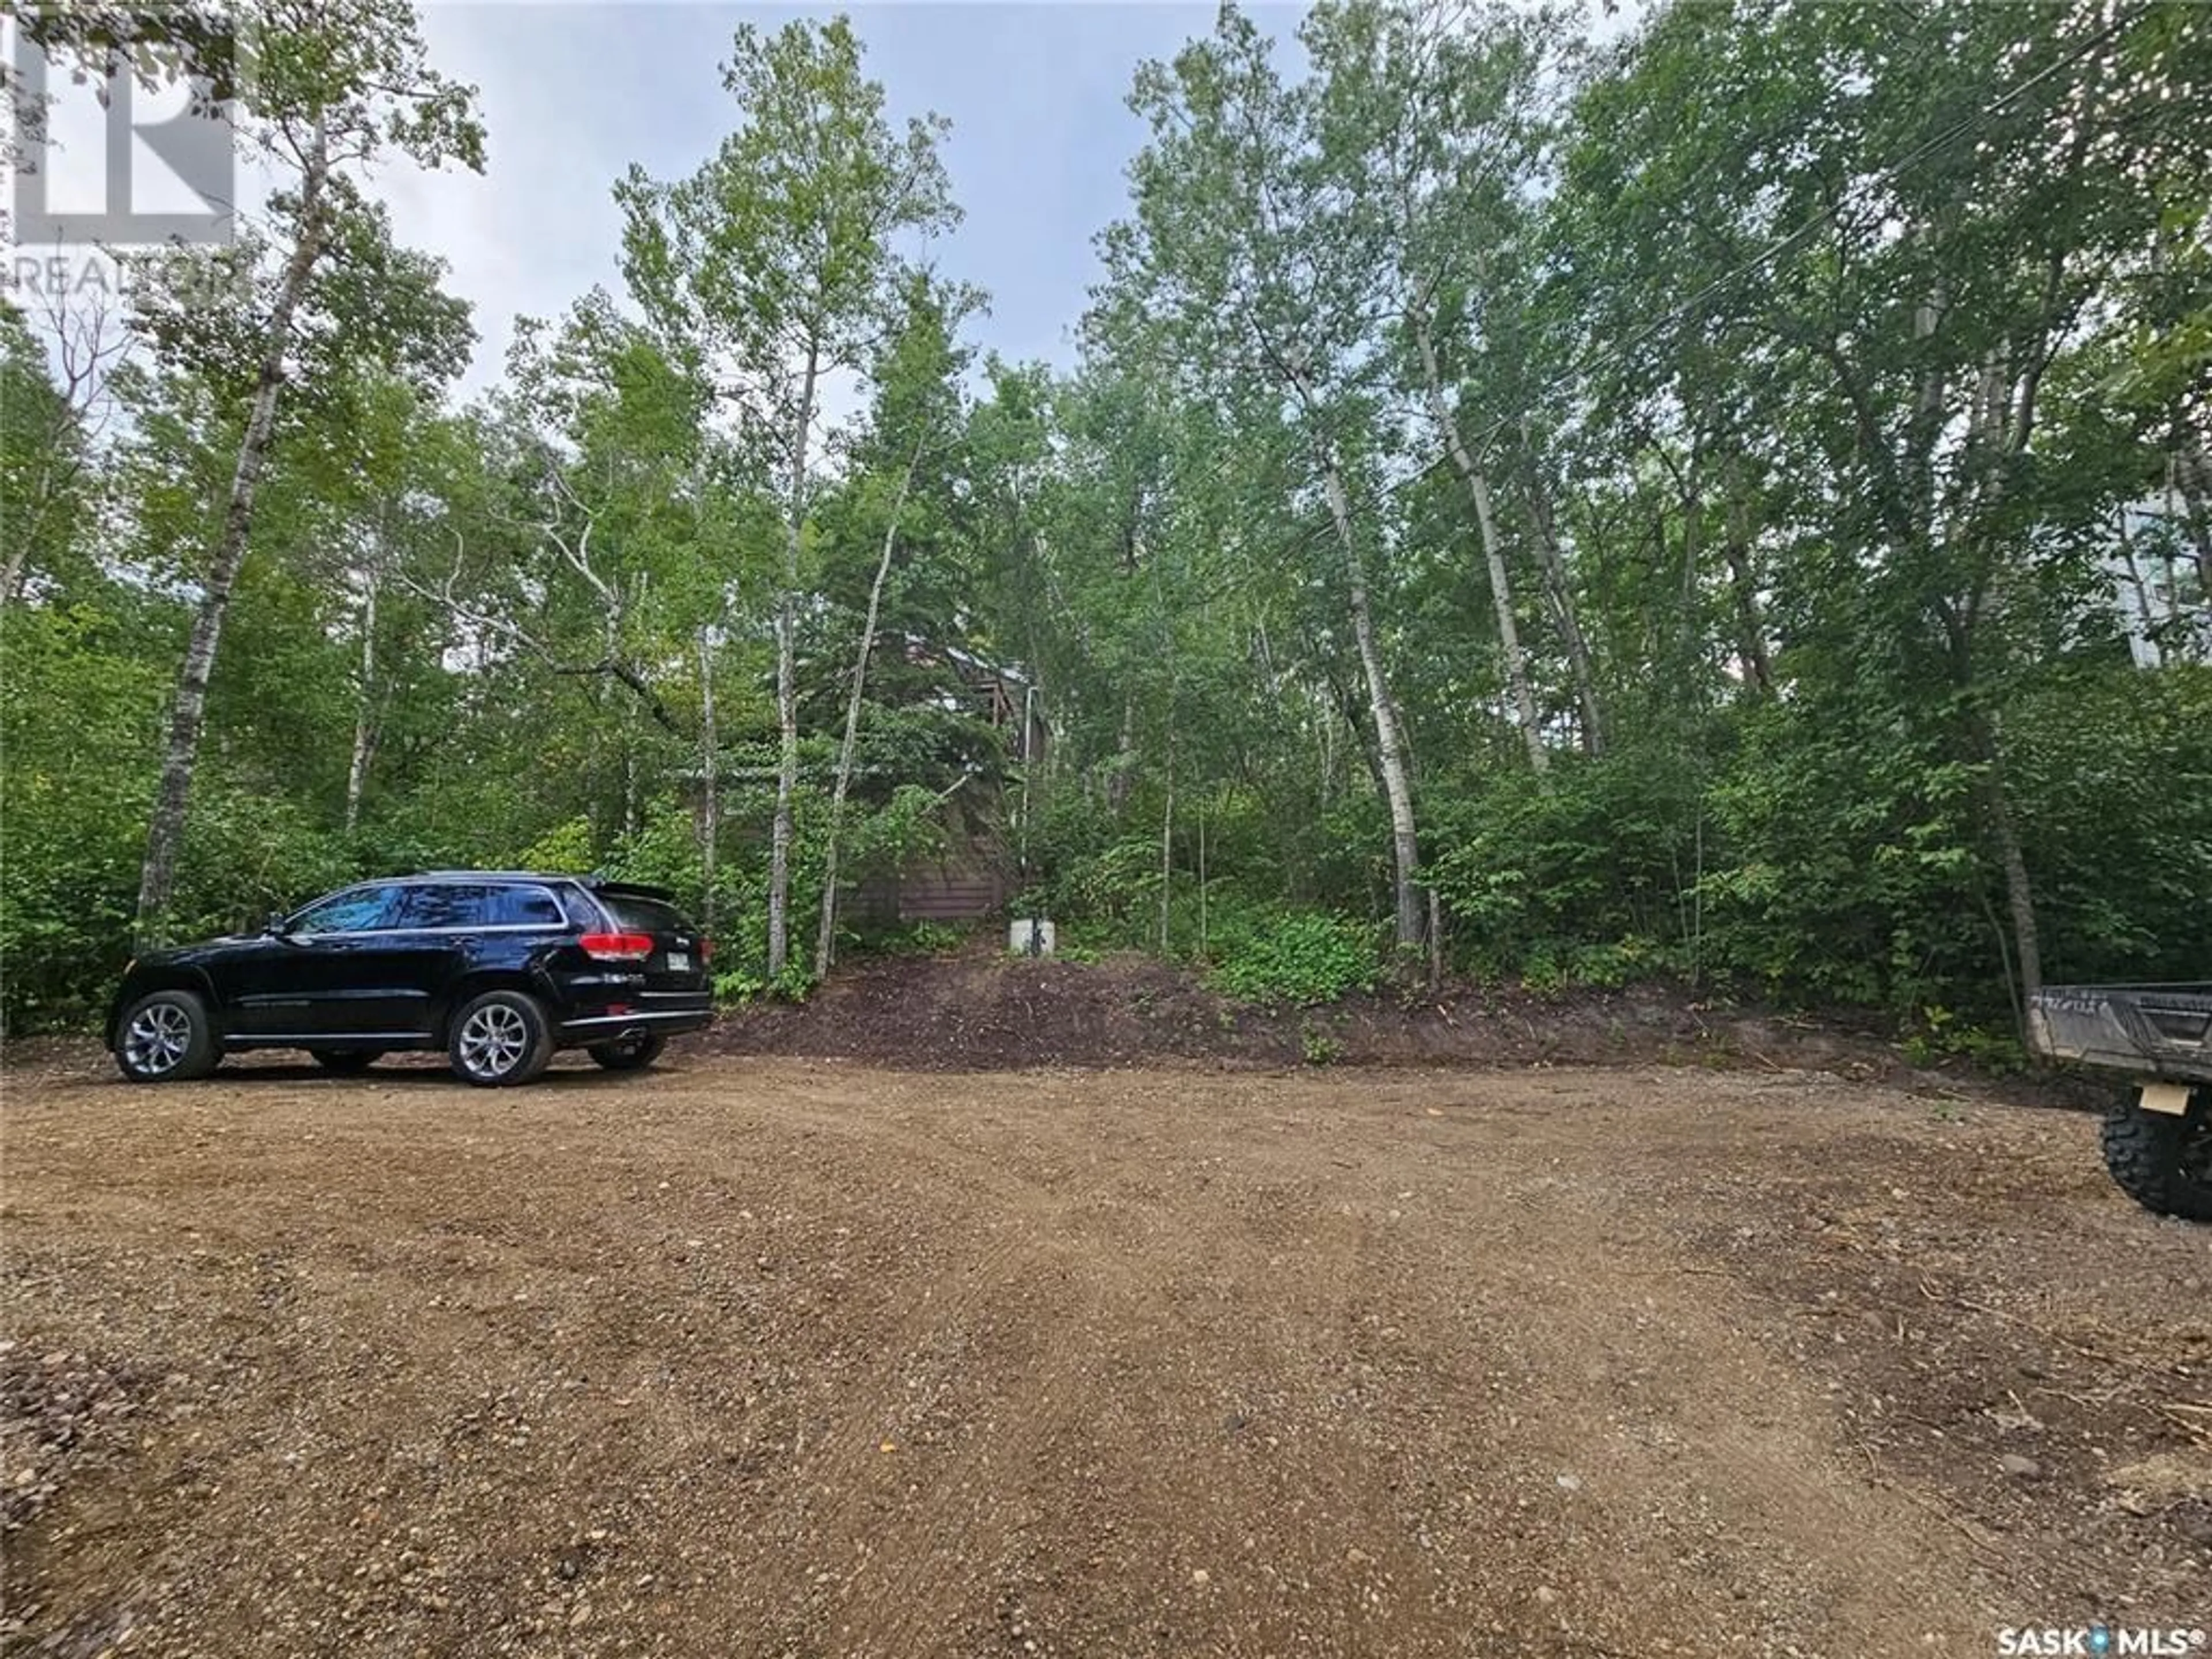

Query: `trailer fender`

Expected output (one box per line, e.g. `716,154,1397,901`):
2138,1080,2195,1116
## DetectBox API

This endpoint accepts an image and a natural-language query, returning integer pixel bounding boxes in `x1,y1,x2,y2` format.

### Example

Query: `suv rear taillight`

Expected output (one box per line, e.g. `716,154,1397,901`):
579,931,654,962
701,937,713,963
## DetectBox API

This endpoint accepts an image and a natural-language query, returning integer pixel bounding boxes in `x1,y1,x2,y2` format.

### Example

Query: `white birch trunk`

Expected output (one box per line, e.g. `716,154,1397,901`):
1319,455,1423,952
343,575,378,834
1411,314,1546,772
698,623,719,939
767,341,820,979
814,440,921,980
135,123,332,940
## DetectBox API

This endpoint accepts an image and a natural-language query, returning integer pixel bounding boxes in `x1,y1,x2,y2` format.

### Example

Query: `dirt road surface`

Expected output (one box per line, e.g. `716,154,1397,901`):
3,1052,2208,1658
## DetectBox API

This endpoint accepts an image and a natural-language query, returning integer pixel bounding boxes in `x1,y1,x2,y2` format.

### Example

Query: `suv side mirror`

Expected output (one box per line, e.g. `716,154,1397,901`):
264,910,290,936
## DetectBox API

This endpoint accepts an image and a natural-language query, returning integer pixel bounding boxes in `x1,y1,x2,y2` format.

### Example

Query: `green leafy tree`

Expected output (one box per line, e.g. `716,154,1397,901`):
128,0,483,940
1107,5,1427,952
618,14,959,979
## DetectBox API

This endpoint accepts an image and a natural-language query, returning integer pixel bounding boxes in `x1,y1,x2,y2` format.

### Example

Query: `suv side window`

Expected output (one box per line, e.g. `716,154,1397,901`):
485,886,565,928
554,885,602,929
394,884,494,930
291,886,401,934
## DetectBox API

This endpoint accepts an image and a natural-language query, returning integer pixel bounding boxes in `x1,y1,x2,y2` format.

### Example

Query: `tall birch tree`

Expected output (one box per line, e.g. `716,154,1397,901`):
1109,5,1427,951
618,16,958,979
126,0,482,939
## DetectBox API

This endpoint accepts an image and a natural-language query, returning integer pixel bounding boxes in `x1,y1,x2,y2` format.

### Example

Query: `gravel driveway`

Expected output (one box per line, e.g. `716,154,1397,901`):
3,1053,2206,1657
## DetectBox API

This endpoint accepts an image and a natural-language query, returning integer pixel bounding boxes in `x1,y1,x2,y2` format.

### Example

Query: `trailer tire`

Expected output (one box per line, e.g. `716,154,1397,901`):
2101,1092,2212,1223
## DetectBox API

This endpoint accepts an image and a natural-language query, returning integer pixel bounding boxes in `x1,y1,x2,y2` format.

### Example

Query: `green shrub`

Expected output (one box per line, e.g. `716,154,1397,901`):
713,964,813,1004
1298,1017,1340,1065
1209,911,1377,1006
859,918,965,957
1426,752,1702,983
1901,1005,2028,1074
518,816,597,875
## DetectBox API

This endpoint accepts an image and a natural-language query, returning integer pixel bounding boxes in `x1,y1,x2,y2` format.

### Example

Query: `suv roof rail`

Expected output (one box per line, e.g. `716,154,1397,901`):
408,868,587,882
403,869,680,903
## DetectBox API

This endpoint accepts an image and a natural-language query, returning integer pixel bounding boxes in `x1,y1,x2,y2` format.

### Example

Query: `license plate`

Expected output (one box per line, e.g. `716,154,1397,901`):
666,951,691,973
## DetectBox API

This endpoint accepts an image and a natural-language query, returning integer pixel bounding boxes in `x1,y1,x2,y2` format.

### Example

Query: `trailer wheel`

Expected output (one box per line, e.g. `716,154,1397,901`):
2101,1090,2212,1223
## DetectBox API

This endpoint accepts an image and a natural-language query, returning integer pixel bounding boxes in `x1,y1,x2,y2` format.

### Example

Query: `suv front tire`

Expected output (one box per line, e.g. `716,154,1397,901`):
448,990,554,1088
115,989,219,1082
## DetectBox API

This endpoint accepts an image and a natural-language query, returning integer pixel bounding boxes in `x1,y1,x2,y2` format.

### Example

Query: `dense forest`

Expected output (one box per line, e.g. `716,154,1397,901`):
3,0,2208,1051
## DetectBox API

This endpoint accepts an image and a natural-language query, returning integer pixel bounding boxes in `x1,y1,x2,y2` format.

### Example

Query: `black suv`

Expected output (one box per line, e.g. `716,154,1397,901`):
106,872,714,1087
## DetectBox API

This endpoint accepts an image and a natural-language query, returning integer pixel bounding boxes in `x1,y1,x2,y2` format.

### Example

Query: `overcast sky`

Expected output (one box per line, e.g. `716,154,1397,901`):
14,2,1634,409
373,2,1278,398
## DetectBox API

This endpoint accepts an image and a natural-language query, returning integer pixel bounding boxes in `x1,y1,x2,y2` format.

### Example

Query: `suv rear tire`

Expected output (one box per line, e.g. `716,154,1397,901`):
448,990,554,1088
114,989,219,1083
588,1033,666,1071
2101,1093,2212,1222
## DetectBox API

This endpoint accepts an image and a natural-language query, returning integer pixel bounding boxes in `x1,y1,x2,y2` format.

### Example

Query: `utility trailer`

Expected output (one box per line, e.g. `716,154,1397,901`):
2027,984,2212,1221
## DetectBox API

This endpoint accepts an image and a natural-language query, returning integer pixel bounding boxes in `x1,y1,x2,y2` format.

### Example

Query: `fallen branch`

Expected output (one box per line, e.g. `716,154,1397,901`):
2153,1403,2212,1449
1893,1486,2009,1560
397,539,692,743
549,658,688,739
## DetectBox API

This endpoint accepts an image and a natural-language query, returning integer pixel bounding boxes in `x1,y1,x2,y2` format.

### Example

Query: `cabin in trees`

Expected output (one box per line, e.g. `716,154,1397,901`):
845,637,1048,925
692,634,1047,926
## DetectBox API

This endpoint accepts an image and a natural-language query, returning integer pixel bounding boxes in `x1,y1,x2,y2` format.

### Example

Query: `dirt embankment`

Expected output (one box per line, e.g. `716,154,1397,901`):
706,946,2081,1101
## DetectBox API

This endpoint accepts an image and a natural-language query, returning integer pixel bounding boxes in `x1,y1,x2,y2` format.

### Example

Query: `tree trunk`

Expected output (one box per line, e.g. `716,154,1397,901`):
622,739,640,840
1,535,28,607
619,585,642,840
1108,695,1136,812
766,341,820,980
815,440,921,981
343,575,378,834
1722,487,1775,695
1317,695,1335,815
134,123,331,941
1158,755,1174,955
1426,887,1443,992
1410,314,1545,773
1196,797,1207,960
1469,470,1546,772
1973,713,2043,1027
1328,669,1388,804
1514,426,1605,756
698,624,719,940
1319,454,1423,953
767,582,798,975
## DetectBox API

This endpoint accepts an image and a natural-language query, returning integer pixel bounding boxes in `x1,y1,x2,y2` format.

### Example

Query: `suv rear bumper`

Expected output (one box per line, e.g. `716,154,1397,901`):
557,992,714,1045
